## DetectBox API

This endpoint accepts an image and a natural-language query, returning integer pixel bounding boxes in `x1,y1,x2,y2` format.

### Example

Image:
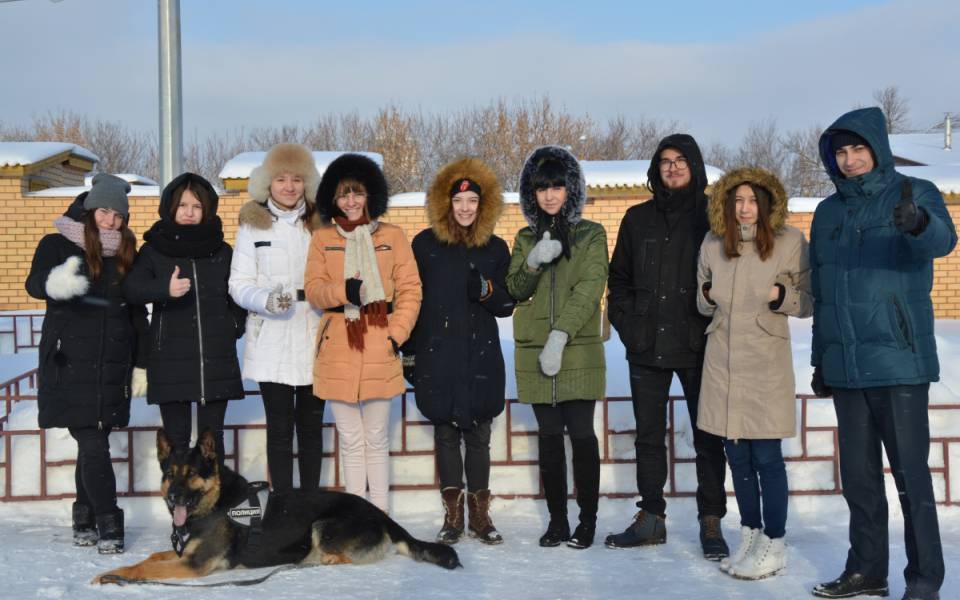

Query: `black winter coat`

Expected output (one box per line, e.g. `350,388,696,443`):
124,173,245,405
608,134,712,368
25,198,148,429
406,230,514,428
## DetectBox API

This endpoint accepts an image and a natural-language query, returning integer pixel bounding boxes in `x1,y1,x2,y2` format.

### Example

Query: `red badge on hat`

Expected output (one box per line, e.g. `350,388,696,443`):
459,180,470,192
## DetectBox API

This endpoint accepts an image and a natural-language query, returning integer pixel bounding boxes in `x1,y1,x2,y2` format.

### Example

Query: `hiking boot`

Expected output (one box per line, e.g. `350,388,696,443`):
604,510,666,548
72,502,98,547
467,489,503,545
539,519,570,547
699,515,729,561
812,572,889,598
436,487,465,545
96,509,124,555
567,522,596,549
727,533,785,580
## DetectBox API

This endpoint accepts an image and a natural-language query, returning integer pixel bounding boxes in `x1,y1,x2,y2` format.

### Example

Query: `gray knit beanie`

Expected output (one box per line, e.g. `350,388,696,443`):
84,173,130,217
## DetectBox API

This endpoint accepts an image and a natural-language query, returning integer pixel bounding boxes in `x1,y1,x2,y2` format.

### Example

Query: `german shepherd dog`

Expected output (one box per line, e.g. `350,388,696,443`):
94,430,460,584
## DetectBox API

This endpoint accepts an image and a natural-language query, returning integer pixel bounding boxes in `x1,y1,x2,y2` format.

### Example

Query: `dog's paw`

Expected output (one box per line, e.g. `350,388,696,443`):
92,571,129,585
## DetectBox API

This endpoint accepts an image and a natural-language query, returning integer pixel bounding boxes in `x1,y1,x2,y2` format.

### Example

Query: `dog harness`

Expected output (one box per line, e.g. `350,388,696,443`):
171,481,271,557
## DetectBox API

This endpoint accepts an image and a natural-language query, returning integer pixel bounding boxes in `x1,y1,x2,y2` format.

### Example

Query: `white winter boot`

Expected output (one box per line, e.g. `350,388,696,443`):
720,526,761,573
727,533,786,580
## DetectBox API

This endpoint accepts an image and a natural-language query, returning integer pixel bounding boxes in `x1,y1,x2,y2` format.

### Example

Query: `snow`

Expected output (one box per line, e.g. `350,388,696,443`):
84,174,159,187
218,151,384,180
889,133,959,167
0,142,99,167
389,191,521,207
581,159,724,189
787,197,822,213
898,166,960,194
27,185,162,198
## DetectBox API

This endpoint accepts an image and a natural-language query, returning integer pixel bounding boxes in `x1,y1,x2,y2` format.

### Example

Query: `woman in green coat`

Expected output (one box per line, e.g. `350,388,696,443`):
507,145,608,549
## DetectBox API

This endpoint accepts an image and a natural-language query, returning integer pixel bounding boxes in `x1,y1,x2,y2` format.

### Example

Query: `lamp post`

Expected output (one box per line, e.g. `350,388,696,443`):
158,0,183,187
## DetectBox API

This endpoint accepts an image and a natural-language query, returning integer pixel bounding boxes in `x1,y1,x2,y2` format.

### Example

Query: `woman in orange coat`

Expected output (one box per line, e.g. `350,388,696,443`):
304,154,421,512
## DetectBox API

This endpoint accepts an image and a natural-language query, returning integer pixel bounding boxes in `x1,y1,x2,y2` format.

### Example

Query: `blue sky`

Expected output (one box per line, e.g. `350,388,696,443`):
0,0,956,149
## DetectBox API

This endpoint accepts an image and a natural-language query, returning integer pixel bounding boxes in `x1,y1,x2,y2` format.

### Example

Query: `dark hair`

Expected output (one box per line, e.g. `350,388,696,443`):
723,182,775,261
82,211,136,280
168,181,215,223
530,158,567,191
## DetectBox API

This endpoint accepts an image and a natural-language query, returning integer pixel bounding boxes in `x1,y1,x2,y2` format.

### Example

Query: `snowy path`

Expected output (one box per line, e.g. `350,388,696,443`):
0,496,956,599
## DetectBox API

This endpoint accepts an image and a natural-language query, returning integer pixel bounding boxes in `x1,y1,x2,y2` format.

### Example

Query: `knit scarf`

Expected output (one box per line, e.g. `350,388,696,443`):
54,215,122,256
142,216,224,258
334,216,388,351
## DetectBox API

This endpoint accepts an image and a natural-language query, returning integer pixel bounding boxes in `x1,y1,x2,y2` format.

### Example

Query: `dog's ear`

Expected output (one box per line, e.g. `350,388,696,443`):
197,428,217,462
157,429,173,464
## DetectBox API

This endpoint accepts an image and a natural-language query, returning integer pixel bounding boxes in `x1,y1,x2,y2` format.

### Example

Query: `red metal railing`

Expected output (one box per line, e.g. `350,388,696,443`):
0,313,43,354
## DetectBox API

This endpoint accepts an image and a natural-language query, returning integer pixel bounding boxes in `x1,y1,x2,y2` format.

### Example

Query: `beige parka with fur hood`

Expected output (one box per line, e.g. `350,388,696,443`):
695,167,812,440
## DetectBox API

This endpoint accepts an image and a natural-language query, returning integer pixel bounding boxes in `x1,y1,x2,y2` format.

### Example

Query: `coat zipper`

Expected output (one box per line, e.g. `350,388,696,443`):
97,292,107,430
156,311,165,351
191,260,207,405
550,264,557,407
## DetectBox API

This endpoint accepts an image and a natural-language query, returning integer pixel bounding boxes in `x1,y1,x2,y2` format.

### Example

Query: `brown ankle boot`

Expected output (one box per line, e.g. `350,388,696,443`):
467,489,503,545
436,487,465,545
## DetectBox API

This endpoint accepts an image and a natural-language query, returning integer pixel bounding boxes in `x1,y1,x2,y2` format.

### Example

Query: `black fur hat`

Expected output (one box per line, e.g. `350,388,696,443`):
517,145,586,234
315,153,389,223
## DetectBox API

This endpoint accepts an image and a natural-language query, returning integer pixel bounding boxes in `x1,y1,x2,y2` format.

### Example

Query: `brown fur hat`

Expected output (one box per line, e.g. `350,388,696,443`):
426,157,504,247
707,166,788,237
248,143,320,204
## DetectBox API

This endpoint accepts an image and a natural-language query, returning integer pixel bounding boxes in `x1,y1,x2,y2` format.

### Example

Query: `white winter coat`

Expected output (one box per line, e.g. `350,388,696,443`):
229,199,322,386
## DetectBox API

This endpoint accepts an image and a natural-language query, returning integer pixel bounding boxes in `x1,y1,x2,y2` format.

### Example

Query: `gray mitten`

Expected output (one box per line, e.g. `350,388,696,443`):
538,329,569,377
264,284,294,315
46,256,90,300
526,231,563,270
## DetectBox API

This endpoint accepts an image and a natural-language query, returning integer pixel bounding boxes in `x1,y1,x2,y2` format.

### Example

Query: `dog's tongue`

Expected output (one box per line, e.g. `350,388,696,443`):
173,505,188,527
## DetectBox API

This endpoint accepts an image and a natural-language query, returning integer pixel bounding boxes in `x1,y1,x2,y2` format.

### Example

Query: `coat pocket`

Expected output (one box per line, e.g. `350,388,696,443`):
888,295,914,350
756,312,789,339
705,314,725,335
315,317,332,357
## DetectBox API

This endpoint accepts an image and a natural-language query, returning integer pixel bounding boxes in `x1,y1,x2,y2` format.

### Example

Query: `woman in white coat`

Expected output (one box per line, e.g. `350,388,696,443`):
229,143,325,491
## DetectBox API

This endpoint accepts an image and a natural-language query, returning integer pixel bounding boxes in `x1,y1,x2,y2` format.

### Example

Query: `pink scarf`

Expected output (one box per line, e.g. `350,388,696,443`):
54,216,122,256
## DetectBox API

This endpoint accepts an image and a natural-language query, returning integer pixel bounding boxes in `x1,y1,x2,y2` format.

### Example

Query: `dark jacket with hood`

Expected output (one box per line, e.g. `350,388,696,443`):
608,134,712,368
25,195,148,429
506,146,608,405
811,107,957,388
405,157,515,428
124,172,246,405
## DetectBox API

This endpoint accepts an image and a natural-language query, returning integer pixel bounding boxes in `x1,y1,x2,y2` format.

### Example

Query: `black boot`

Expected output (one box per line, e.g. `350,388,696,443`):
699,515,729,560
72,502,98,547
537,434,569,547
604,508,666,548
811,572,889,598
567,437,599,549
96,509,124,555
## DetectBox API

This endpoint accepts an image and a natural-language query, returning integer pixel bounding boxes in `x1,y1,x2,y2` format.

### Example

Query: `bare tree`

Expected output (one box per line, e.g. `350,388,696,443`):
783,125,833,197
871,85,910,133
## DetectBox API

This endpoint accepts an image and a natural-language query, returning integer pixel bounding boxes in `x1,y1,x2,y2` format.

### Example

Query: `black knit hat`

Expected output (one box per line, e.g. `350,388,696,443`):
830,130,871,154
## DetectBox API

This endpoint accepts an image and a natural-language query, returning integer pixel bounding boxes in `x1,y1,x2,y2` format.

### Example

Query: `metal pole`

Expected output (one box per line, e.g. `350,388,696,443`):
158,0,183,187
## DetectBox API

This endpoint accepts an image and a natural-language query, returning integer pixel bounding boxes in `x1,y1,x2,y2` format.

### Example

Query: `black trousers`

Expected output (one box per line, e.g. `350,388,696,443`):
68,426,118,516
833,384,944,592
260,382,325,491
434,421,492,492
627,362,727,519
159,400,229,462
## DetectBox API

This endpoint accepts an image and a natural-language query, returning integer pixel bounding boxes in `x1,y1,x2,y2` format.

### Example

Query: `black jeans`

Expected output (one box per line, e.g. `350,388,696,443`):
68,427,118,516
627,361,727,519
435,421,492,492
260,382,325,491
833,384,944,592
159,400,229,462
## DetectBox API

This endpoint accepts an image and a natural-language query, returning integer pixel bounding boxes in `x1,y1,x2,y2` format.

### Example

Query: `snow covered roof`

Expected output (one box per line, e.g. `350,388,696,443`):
389,191,521,208
219,151,384,180
0,141,98,167
899,166,960,194
889,133,958,167
84,173,158,186
581,159,724,189
27,185,161,198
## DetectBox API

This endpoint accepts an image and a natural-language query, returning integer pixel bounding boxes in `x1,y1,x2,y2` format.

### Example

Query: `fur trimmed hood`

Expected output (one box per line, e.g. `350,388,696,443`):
426,157,504,247
315,153,389,223
518,145,585,233
707,167,788,237
237,200,323,232
248,144,321,204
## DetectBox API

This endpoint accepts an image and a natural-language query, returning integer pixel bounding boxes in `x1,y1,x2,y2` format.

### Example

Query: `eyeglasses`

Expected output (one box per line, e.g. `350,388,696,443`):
337,192,368,202
659,157,689,171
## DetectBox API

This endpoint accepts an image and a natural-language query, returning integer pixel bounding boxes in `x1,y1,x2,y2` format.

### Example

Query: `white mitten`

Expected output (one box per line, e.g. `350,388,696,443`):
526,231,563,269
45,256,89,300
538,329,569,377
131,367,148,398
264,284,294,315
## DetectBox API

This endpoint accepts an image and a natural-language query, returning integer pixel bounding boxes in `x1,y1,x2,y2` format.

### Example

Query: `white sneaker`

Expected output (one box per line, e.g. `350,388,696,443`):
720,526,760,573
727,533,786,580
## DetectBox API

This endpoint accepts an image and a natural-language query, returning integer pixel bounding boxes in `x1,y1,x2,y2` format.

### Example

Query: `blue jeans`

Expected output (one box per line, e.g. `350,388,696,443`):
723,438,788,539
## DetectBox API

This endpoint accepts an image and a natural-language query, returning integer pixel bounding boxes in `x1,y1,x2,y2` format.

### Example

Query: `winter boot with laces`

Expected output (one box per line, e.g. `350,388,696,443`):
72,502,98,547
699,515,730,561
467,489,503,544
96,508,124,554
721,526,761,573
727,532,785,580
604,509,666,548
436,487,465,545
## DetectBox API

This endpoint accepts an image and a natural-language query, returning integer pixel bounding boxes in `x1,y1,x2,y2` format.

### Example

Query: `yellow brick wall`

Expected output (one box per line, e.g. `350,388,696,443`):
4,179,960,318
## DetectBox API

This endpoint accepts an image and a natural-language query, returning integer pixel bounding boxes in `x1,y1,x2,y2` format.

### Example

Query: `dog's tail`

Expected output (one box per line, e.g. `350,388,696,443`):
386,519,461,569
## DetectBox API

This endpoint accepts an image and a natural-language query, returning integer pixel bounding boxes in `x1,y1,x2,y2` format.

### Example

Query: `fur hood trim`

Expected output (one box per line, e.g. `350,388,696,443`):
248,144,321,204
518,145,586,233
707,166,788,237
238,200,323,232
315,153,389,223
426,157,503,247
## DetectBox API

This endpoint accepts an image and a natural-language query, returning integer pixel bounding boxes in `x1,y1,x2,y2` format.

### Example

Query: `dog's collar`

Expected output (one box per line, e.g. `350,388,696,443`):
226,481,270,528
171,525,191,557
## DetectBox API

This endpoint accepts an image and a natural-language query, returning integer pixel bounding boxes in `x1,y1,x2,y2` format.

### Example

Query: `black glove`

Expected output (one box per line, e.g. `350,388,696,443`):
466,265,489,302
893,181,928,235
345,278,363,306
402,354,415,388
811,366,833,398
701,281,715,306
